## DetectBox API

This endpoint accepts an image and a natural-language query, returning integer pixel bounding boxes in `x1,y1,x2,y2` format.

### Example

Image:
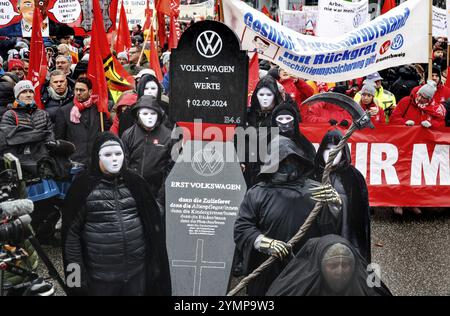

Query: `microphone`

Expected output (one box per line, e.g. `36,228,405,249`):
0,199,34,217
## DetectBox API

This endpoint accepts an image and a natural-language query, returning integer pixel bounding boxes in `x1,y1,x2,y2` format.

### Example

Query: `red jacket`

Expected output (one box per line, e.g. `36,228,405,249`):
411,84,450,106
281,78,314,117
359,101,386,126
390,90,446,128
303,101,353,124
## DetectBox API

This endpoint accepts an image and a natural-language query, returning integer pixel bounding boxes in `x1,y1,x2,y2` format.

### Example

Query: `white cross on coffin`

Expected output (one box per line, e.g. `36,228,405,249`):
172,239,226,296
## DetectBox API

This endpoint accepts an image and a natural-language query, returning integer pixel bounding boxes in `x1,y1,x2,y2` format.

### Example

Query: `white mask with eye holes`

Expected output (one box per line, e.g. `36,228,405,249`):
257,87,276,111
323,144,343,167
99,144,124,174
138,108,158,129
144,81,159,98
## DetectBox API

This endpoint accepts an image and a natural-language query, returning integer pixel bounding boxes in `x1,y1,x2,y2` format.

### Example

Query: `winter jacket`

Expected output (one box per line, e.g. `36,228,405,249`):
0,105,54,142
280,78,314,118
303,101,353,124
410,84,450,106
121,97,173,203
0,79,15,116
390,90,446,128
55,104,111,166
65,177,146,282
359,99,386,126
41,84,74,122
390,65,421,102
354,86,396,122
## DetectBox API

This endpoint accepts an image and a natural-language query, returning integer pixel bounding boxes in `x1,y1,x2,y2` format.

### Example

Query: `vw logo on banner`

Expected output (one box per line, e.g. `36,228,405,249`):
196,31,223,58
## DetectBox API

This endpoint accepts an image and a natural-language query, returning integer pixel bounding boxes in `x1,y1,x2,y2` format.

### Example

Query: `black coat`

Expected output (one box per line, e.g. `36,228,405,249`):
314,130,371,262
0,80,15,115
121,123,173,204
41,84,74,122
267,235,392,296
61,132,171,296
55,104,111,166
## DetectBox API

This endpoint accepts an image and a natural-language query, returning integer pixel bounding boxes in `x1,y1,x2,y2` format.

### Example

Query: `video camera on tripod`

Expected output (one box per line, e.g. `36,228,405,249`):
0,153,68,296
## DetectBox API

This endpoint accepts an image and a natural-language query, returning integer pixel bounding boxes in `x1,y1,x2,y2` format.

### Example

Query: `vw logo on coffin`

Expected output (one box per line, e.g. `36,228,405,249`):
196,31,223,58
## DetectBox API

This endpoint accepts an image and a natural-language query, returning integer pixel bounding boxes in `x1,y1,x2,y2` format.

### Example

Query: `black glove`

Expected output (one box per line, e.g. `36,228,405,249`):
328,119,338,126
339,119,349,127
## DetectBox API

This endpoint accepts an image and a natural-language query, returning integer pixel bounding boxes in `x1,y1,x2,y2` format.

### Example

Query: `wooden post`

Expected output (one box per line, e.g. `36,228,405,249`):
428,0,433,81
219,0,224,22
100,112,105,132
137,23,152,67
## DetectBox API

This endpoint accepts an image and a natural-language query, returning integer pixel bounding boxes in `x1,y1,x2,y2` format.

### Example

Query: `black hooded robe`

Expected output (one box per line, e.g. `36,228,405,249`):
266,235,392,296
314,130,371,262
242,76,284,187
61,132,171,296
234,136,321,296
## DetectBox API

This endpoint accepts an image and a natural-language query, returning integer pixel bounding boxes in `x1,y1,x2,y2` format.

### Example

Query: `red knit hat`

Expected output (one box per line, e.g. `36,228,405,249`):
8,59,25,71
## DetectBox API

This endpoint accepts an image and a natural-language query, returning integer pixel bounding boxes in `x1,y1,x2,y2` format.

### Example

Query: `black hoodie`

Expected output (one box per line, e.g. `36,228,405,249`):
121,96,173,205
248,76,283,128
62,132,171,296
119,74,171,136
271,101,316,165
314,129,371,262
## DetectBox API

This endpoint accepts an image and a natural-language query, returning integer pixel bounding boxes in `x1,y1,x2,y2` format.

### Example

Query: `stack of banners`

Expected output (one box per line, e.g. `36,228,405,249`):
0,0,119,37
316,0,370,38
223,0,429,83
300,124,450,207
280,7,318,35
432,5,447,38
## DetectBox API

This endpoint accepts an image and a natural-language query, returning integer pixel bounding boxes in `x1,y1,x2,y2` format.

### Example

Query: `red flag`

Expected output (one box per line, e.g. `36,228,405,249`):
27,7,47,110
381,0,396,15
115,3,132,53
88,13,109,116
156,0,180,16
168,14,181,50
262,5,273,20
143,0,153,31
150,26,164,81
446,67,450,89
157,12,167,47
247,52,259,107
109,0,119,31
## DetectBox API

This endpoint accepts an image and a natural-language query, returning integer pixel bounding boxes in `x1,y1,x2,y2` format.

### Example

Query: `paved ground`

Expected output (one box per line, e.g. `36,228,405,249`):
37,208,449,296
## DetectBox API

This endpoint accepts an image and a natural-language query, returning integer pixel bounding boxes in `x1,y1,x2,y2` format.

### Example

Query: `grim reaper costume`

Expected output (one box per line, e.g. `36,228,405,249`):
314,129,371,262
266,235,392,296
234,136,327,296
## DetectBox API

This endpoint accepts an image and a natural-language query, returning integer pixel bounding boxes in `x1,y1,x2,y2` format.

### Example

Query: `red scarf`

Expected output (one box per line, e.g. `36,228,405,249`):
74,95,97,112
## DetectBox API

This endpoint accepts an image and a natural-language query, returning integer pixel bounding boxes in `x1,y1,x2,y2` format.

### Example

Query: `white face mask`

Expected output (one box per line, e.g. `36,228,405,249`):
138,108,158,129
99,145,124,174
323,144,343,166
257,87,275,110
144,81,159,98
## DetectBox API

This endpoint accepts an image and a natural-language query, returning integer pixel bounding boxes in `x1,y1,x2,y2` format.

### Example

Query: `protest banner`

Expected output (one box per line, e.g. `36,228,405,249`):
432,5,447,38
316,0,370,37
301,124,450,207
223,0,429,83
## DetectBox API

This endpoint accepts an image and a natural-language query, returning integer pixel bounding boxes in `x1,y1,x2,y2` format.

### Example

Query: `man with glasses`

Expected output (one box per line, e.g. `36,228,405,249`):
123,45,149,76
390,80,446,129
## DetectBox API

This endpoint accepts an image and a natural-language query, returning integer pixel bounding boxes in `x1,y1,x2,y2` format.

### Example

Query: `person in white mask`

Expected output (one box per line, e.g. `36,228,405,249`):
121,95,174,206
62,132,171,296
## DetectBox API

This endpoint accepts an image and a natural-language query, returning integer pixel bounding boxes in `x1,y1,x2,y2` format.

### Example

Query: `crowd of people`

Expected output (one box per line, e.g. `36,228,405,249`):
0,23,448,296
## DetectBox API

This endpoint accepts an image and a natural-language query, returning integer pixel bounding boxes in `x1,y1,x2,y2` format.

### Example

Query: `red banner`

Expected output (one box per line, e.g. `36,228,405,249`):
300,124,450,207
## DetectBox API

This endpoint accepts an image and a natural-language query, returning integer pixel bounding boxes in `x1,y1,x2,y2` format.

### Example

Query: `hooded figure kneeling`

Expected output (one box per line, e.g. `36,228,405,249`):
62,132,171,296
266,235,392,296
